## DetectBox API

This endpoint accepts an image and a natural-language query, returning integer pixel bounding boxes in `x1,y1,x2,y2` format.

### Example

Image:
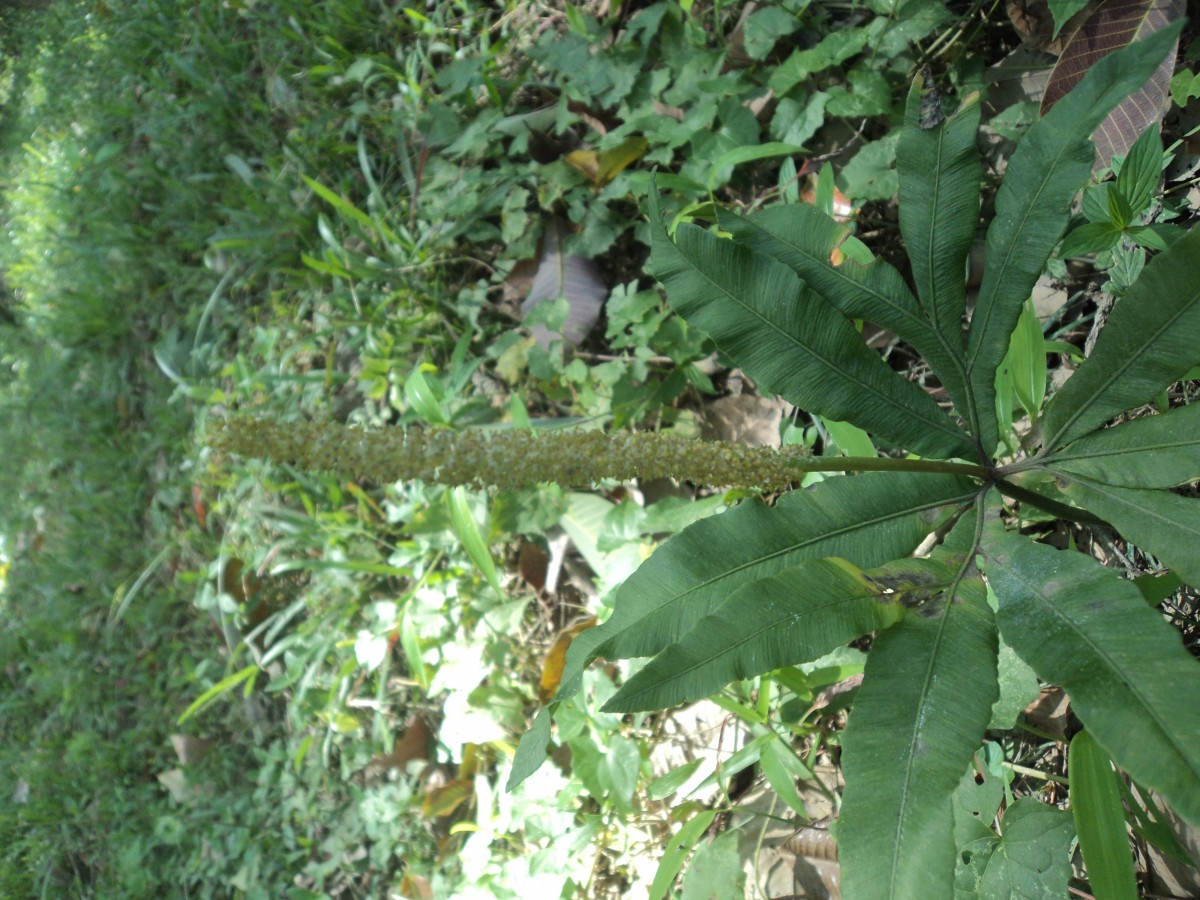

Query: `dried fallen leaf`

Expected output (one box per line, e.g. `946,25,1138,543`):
1041,0,1184,169
564,135,648,186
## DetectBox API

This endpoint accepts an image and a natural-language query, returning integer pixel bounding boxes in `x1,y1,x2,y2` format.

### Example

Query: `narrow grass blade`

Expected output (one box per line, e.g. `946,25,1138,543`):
1070,730,1139,900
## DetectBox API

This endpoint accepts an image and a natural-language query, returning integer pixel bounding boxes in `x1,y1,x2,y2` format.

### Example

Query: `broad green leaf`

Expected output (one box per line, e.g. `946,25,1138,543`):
823,418,876,457
897,79,980,359
951,754,1004,850
680,830,744,900
960,799,1076,899
1053,475,1200,587
1070,730,1139,900
1041,225,1200,451
768,23,883,93
603,557,909,712
1049,0,1090,38
1038,401,1200,488
707,142,805,188
760,737,812,818
592,471,978,661
965,25,1183,454
508,705,554,790
649,188,974,458
715,204,974,440
839,554,999,899
1059,221,1123,258
981,525,1200,825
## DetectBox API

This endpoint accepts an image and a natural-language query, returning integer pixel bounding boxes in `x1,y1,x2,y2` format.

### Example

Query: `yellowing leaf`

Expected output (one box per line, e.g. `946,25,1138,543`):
539,616,597,703
565,136,648,186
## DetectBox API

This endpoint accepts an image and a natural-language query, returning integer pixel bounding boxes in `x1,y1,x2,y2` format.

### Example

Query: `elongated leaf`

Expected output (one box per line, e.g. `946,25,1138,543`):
447,487,502,598
840,554,998,898
1070,730,1139,900
604,557,908,712
1039,403,1200,488
1041,226,1200,451
965,25,1183,454
593,471,979,661
1053,474,1200,586
897,79,980,360
981,525,1200,825
510,473,979,790
1041,0,1185,170
649,188,975,458
715,205,975,438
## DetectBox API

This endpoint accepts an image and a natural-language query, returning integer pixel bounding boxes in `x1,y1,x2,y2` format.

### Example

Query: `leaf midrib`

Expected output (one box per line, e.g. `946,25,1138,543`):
988,541,1200,783
604,493,978,654
1044,282,1200,450
676,238,968,446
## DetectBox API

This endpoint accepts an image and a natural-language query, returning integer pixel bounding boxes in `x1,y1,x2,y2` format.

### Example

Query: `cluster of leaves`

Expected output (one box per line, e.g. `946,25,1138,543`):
513,24,1200,898
4,0,1198,897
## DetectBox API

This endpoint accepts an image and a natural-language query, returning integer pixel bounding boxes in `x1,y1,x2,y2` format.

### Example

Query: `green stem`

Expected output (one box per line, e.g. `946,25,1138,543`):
784,456,991,480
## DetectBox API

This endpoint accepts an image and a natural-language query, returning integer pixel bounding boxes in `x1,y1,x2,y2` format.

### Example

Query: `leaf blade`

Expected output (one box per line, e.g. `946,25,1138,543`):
981,524,1200,825
1039,402,1200,488
1070,730,1140,900
965,25,1183,454
1054,475,1200,587
649,189,975,458
594,471,979,662
840,560,999,898
603,557,907,712
1042,226,1200,451
896,81,980,359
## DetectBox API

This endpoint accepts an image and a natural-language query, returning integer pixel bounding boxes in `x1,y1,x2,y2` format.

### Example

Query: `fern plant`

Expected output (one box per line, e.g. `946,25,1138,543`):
509,26,1200,897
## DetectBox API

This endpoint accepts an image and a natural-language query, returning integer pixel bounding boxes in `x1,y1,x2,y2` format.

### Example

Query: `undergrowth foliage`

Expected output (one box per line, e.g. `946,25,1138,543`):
210,25,1200,898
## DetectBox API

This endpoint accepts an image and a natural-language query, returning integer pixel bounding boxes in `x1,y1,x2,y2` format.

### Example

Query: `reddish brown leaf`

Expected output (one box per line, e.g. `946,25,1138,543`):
366,714,432,772
517,539,549,592
1041,0,1185,169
